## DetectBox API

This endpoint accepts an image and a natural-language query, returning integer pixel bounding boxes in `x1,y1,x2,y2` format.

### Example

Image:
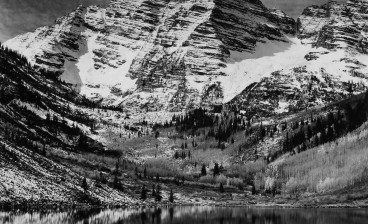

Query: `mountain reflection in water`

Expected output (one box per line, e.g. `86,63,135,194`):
1,207,368,224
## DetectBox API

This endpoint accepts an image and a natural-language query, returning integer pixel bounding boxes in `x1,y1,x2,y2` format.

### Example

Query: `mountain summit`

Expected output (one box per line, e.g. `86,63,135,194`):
230,0,368,116
5,0,295,112
5,0,368,116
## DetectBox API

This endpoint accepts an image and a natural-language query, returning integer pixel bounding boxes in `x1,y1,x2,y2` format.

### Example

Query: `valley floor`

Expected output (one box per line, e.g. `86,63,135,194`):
3,124,368,211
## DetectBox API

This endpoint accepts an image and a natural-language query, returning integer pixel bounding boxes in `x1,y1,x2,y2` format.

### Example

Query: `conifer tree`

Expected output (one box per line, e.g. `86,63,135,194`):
327,126,334,142
320,128,327,144
140,185,147,201
42,144,47,156
155,185,162,202
152,185,156,197
174,151,179,159
169,189,174,203
219,183,224,193
213,163,220,176
113,175,119,188
201,164,207,176
307,125,313,140
81,177,88,192
113,175,123,191
135,166,139,176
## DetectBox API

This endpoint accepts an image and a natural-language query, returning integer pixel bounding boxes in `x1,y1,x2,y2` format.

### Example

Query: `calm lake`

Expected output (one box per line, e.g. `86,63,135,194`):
1,207,368,224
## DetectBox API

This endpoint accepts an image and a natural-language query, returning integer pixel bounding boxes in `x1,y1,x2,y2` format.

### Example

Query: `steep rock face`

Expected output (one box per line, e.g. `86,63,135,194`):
229,0,368,117
230,60,368,117
297,0,368,53
5,0,295,112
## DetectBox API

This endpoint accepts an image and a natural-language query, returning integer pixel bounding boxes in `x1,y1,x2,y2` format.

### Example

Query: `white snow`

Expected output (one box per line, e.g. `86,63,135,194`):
5,1,368,111
72,33,138,99
218,36,368,102
275,101,289,114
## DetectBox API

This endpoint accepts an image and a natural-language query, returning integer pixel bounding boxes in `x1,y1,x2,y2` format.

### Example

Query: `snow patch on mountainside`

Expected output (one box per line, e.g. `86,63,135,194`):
219,36,368,102
4,0,297,111
72,32,138,99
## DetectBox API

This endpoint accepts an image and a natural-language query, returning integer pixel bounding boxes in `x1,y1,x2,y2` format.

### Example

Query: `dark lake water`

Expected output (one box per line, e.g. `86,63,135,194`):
1,207,368,224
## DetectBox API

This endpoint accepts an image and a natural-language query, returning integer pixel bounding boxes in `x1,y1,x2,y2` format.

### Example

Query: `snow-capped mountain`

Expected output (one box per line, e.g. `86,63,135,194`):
5,0,368,116
4,0,295,112
230,0,368,116
298,0,368,53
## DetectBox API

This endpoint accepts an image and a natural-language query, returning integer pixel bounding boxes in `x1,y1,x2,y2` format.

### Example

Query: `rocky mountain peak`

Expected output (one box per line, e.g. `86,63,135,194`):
297,0,368,53
5,0,295,113
229,0,368,117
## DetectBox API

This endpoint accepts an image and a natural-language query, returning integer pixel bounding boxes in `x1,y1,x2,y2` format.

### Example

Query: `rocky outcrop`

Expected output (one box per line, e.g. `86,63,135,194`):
230,62,368,117
297,0,368,53
227,0,368,117
5,0,295,112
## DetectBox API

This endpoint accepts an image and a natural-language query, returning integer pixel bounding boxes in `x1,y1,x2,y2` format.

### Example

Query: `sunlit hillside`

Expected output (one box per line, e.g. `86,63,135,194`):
277,121,368,195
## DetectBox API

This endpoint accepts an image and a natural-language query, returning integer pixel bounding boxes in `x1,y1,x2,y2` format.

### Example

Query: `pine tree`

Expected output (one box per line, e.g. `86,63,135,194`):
327,126,334,142
113,175,123,191
113,175,118,187
42,144,47,156
135,166,139,176
115,161,119,172
320,128,327,144
315,118,323,134
219,183,224,193
144,167,147,178
174,151,179,159
76,133,88,151
283,132,290,152
169,189,174,203
356,101,367,127
307,125,313,140
251,185,256,195
156,173,160,182
81,177,88,192
140,185,147,200
155,185,162,202
152,185,156,197
213,163,220,176
201,164,207,176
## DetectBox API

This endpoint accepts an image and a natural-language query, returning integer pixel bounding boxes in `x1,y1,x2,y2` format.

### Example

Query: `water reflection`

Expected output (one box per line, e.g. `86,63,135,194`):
1,207,368,224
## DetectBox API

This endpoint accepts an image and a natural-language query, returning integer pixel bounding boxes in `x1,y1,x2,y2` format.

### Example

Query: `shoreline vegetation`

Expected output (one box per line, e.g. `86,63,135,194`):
0,183,368,212
1,202,368,213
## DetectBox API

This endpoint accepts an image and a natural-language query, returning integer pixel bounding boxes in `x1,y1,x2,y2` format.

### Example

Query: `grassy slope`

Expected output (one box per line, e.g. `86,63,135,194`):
0,46,140,207
0,138,137,208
